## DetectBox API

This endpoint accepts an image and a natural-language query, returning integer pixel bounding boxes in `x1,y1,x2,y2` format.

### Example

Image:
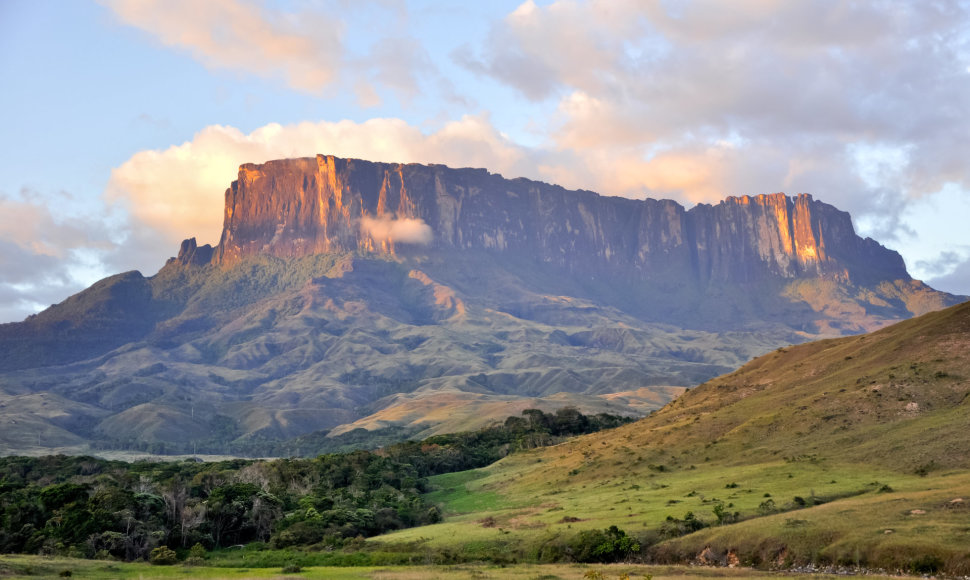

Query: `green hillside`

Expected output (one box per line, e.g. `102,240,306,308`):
378,300,970,575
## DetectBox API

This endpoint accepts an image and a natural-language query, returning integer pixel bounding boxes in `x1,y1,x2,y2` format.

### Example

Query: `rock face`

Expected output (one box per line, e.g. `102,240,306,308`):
212,155,906,288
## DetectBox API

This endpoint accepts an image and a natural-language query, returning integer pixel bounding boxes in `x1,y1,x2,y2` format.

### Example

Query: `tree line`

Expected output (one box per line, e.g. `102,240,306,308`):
0,408,633,561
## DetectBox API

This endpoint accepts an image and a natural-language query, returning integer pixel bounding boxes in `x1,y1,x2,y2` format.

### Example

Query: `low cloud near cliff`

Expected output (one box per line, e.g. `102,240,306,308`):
360,215,433,246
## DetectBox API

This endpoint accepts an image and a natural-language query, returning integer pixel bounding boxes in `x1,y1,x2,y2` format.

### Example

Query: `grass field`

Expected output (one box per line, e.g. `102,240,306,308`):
369,449,970,574
0,555,908,579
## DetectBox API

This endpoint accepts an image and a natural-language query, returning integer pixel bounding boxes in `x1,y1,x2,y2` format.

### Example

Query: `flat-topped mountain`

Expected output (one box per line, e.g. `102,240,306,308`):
211,155,903,286
0,155,962,455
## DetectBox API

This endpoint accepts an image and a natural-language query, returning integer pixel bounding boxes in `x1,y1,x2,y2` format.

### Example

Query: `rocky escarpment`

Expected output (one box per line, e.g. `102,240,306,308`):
205,155,907,288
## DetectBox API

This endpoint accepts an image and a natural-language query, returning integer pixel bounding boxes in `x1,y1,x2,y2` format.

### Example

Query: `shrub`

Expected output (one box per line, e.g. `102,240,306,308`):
758,499,777,515
909,554,943,574
188,542,206,560
659,511,707,538
149,546,178,565
569,526,640,563
185,543,207,566
282,564,302,573
712,502,738,525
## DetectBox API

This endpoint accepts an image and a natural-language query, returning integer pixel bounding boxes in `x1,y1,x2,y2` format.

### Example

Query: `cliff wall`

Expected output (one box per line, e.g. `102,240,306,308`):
202,155,908,287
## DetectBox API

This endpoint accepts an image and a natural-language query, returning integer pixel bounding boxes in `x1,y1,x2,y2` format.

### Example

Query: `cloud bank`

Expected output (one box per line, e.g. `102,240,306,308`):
0,190,118,322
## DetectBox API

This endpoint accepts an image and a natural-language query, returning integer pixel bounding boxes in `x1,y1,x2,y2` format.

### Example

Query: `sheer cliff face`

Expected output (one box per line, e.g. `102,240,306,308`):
207,154,906,287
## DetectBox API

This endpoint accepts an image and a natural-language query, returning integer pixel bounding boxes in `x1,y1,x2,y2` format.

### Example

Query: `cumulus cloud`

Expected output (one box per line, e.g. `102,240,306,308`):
361,215,433,245
464,3,968,189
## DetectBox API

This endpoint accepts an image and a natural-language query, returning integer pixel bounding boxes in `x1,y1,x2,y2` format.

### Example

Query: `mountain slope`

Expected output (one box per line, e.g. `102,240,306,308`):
0,253,764,454
380,300,970,573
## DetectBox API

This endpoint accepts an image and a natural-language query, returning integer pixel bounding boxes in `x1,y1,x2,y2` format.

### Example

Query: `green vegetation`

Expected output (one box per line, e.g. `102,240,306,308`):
369,301,970,575
0,408,630,562
0,553,906,580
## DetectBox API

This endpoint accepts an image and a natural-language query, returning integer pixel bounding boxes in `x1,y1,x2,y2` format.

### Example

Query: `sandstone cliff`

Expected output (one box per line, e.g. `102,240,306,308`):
207,155,907,288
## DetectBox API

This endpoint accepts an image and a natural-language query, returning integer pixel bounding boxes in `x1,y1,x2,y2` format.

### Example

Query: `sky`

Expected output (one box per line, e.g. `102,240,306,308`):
1,0,969,323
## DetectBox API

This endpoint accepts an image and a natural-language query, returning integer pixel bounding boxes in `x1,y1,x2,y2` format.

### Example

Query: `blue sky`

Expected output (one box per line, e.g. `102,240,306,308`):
1,0,969,322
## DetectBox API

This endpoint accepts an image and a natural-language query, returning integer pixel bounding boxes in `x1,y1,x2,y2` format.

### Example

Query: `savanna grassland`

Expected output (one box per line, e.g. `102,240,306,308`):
0,553,908,580
373,301,970,575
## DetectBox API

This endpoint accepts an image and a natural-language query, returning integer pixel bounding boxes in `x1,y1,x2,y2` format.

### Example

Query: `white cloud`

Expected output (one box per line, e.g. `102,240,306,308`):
102,0,343,93
463,1,970,197
361,215,432,245
100,0,441,105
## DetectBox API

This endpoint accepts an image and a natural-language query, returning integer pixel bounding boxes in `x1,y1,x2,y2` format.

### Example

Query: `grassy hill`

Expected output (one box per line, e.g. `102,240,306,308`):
377,300,970,575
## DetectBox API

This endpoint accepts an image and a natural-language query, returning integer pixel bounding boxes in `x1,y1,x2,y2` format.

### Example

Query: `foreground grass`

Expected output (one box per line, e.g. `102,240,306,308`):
375,446,970,575
383,453,916,546
0,555,906,579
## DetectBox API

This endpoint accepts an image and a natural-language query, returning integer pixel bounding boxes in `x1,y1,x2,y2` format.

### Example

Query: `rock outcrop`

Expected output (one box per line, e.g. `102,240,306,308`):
209,155,907,288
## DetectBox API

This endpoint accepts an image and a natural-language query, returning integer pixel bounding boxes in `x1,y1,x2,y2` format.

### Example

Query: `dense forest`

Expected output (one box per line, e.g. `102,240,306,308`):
0,408,632,561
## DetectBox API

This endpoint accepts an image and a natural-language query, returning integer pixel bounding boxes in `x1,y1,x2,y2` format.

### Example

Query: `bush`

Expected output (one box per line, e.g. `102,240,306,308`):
659,511,707,538
909,555,943,574
569,526,640,563
758,499,777,515
185,542,207,564
149,546,178,565
188,542,206,560
282,564,302,573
